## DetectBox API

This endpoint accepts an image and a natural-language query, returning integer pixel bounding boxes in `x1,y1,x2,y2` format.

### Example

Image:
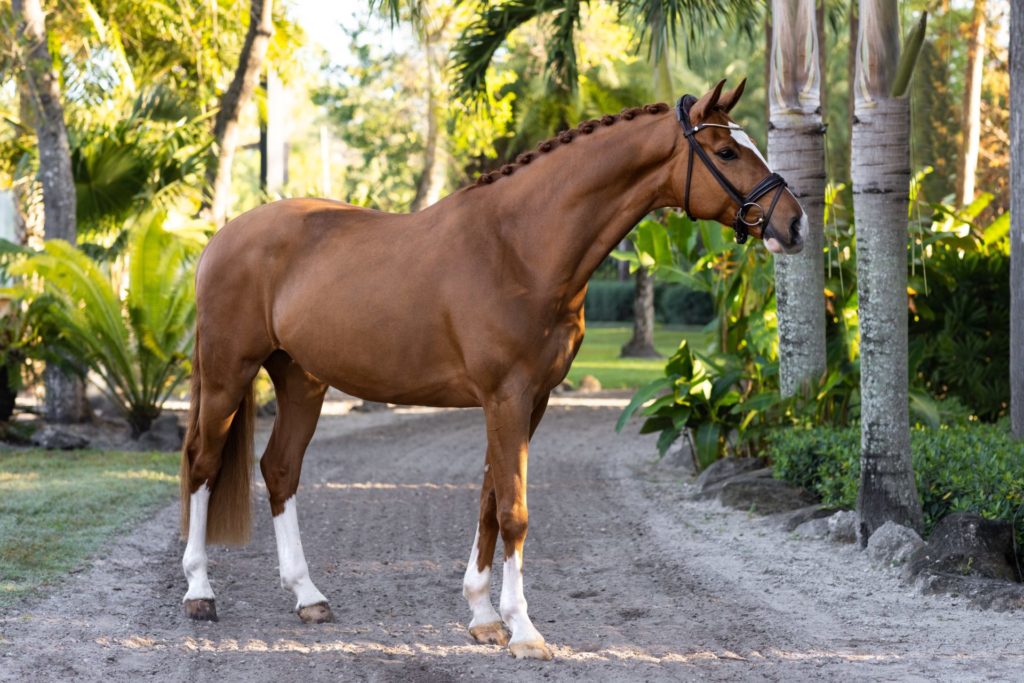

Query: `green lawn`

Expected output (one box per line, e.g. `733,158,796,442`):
0,449,179,607
566,323,713,389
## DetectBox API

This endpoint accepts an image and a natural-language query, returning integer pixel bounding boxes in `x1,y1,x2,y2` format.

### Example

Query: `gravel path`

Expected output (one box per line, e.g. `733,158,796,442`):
1,405,1022,682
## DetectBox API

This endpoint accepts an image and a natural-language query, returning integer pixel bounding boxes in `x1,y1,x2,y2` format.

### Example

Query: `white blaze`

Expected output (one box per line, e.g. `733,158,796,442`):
273,496,327,609
499,549,544,645
182,484,214,601
462,526,502,628
731,128,769,165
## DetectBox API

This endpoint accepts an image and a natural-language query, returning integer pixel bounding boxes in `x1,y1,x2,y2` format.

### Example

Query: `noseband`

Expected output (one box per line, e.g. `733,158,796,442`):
676,95,788,245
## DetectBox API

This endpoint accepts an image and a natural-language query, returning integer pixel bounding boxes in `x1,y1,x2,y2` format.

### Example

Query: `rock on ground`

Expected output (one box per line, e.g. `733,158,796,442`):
693,457,765,493
30,424,90,450
717,477,817,515
135,413,183,452
866,521,925,567
906,512,1020,583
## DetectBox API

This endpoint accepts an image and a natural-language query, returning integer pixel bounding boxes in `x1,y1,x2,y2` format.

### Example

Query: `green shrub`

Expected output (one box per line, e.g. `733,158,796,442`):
769,424,1024,546
584,280,634,322
657,285,714,325
585,280,714,325
909,249,1010,421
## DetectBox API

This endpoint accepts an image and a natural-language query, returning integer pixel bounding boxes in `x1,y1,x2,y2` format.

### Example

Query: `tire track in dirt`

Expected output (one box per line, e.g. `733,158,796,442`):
2,406,1023,682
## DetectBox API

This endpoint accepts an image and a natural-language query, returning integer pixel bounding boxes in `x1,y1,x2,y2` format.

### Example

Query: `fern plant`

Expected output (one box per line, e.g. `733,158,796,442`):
7,211,201,435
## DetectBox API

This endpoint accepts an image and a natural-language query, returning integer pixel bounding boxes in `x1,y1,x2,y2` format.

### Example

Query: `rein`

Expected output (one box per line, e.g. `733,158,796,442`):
676,95,788,245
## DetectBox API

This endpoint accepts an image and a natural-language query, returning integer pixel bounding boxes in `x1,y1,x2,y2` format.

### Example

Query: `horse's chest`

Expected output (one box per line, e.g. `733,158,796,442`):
534,315,585,388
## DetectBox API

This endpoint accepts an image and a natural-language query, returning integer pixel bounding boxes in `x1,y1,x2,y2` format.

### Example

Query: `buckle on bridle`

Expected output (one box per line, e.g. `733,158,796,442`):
736,202,764,227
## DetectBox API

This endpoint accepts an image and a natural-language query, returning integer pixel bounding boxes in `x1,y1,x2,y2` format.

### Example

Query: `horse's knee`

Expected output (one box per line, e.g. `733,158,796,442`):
497,502,529,546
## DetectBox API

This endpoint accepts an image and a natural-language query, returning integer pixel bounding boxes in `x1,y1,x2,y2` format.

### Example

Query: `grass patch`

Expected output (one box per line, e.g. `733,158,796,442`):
0,449,179,607
567,323,713,389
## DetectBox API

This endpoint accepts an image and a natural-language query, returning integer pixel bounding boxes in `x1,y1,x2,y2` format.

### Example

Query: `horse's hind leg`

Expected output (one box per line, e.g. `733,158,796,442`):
463,393,549,652
182,355,260,621
260,351,332,624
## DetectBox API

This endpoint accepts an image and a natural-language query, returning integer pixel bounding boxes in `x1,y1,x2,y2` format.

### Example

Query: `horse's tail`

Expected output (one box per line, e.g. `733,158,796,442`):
179,335,255,546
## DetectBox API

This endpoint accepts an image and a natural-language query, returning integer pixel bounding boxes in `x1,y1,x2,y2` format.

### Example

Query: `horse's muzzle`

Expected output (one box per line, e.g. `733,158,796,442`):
765,215,805,255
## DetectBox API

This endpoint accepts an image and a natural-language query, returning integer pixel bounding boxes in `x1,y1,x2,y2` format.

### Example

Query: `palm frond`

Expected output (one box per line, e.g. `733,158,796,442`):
622,0,764,58
451,0,560,101
545,0,582,96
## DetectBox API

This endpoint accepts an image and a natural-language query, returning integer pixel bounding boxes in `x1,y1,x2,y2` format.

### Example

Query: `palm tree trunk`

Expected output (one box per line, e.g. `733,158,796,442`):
1011,0,1024,438
955,0,987,206
14,0,88,423
768,0,827,396
621,267,659,358
851,0,923,538
410,30,447,212
205,0,275,227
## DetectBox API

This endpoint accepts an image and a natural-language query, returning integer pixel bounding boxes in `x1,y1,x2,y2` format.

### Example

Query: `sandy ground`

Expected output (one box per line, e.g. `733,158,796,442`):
2,404,1022,682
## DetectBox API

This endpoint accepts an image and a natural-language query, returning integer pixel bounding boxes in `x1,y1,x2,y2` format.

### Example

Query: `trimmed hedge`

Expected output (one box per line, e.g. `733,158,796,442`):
769,425,1024,544
585,280,713,325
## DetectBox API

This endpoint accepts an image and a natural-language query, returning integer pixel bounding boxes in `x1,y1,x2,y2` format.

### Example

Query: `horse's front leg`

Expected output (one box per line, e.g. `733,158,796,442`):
479,391,552,660
462,466,508,645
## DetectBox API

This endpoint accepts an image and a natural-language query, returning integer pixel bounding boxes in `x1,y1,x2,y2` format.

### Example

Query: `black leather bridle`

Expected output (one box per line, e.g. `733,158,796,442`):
676,95,789,245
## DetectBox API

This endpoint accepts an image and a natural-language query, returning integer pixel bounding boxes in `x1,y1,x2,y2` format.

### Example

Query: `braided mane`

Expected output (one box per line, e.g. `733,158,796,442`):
471,102,671,187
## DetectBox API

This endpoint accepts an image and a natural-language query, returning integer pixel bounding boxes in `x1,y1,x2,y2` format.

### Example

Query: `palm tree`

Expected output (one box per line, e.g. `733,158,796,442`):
850,1,926,538
955,0,987,207
768,0,826,396
205,0,276,227
1012,0,1023,439
12,0,88,423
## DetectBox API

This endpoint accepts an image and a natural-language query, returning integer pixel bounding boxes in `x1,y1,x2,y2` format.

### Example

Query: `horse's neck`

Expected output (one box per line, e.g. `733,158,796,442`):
467,112,681,300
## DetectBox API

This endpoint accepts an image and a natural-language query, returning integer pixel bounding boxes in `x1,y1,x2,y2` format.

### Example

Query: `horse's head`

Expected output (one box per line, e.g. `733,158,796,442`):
673,79,805,255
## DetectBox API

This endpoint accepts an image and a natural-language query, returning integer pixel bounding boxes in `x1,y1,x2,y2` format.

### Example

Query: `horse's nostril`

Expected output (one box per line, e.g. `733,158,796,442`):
790,216,802,237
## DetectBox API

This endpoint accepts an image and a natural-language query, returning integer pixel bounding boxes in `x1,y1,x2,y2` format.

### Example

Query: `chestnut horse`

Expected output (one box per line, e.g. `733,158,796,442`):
179,79,805,660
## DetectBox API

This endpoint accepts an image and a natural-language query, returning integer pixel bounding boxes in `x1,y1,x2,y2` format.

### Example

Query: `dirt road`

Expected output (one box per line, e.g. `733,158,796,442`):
2,404,1022,682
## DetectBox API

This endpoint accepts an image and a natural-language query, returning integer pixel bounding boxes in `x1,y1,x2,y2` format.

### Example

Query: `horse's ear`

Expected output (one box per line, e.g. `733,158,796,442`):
717,78,747,113
689,79,727,122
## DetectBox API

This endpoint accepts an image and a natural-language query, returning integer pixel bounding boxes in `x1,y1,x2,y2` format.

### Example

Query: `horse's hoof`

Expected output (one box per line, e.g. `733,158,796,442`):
184,598,218,622
297,601,334,624
509,639,553,661
469,621,510,646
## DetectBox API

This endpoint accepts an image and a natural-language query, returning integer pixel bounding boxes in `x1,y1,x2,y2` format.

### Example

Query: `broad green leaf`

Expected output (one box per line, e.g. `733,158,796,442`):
694,422,722,469
616,376,673,432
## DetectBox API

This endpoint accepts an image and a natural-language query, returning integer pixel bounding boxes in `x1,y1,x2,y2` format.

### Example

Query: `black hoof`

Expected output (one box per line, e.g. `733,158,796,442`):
297,601,334,624
184,598,218,622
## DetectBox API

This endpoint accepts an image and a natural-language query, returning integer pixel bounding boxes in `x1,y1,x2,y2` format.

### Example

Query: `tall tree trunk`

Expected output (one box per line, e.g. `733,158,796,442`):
410,30,447,212
956,0,987,206
769,0,827,396
205,0,275,227
621,267,659,358
851,0,923,538
14,0,88,423
1011,0,1024,438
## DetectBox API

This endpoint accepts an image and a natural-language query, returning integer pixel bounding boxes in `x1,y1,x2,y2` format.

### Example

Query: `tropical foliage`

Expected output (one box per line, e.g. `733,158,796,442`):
4,213,202,434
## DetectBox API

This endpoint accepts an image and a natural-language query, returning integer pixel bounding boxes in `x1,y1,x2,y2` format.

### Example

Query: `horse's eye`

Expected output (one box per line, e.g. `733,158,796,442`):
716,148,739,161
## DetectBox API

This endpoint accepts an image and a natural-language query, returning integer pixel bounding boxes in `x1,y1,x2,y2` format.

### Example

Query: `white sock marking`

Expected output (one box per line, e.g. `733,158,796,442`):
462,526,501,628
499,549,544,645
182,484,214,601
273,496,328,610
